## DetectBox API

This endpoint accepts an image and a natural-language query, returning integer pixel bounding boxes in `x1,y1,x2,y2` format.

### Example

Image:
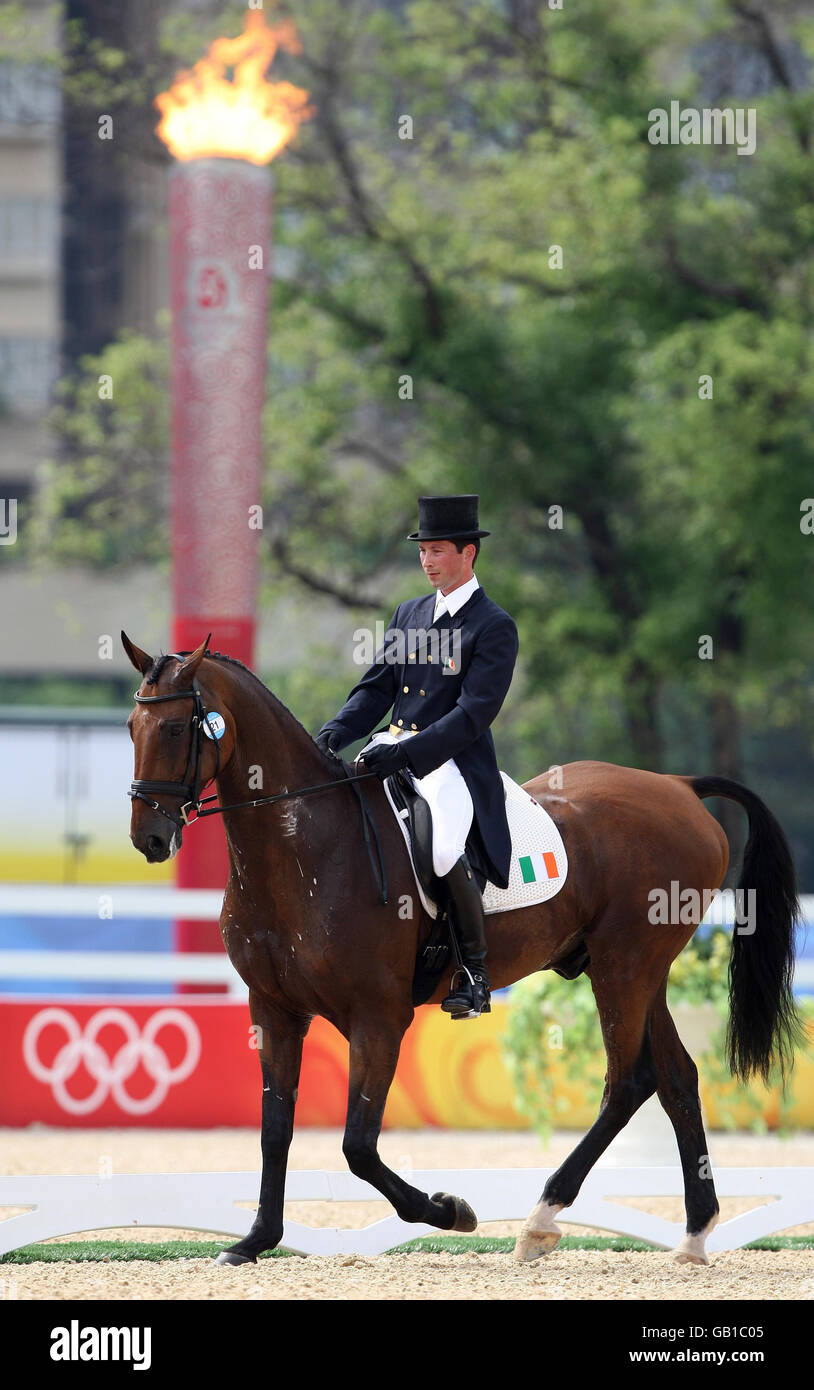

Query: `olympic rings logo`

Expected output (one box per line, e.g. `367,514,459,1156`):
23,1007,201,1116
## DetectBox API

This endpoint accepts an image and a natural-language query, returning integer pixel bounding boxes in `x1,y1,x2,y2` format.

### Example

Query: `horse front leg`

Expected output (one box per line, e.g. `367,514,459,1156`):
342,1018,477,1233
217,992,310,1265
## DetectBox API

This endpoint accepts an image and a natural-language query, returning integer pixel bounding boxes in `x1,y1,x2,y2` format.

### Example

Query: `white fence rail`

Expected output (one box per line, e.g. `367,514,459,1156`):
3,947,811,994
1,887,812,989
0,1167,811,1258
1,885,812,923
0,886,223,918
0,886,244,992
0,949,245,992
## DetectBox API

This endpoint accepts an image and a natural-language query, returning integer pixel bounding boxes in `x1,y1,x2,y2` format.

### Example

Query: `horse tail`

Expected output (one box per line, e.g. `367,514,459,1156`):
691,775,804,1084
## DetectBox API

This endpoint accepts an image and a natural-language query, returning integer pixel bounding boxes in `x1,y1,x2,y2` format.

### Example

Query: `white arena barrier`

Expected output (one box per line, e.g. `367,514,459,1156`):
0,885,224,918
0,886,248,992
0,1167,812,1258
0,886,811,990
0,886,811,1258
0,949,245,992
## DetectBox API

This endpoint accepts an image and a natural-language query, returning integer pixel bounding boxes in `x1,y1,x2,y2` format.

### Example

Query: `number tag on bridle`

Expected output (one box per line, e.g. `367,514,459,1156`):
203,712,226,740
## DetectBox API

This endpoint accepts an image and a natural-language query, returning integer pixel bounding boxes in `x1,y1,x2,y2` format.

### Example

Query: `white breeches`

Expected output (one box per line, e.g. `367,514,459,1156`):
360,730,474,878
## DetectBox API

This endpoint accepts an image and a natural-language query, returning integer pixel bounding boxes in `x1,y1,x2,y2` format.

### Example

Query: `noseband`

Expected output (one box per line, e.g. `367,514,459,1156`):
129,673,221,831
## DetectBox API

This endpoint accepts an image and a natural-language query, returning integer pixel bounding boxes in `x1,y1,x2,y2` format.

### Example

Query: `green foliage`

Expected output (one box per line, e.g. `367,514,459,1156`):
666,926,731,1006
501,964,605,1143
27,331,169,570
501,929,814,1141
36,1,814,857
0,676,128,707
0,1,60,63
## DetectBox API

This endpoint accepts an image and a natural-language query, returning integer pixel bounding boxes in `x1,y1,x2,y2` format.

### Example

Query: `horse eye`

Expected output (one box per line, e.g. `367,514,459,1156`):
167,723,186,738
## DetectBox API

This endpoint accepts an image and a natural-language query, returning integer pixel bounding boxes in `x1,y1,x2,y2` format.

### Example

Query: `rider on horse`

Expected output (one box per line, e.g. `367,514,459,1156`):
316,494,519,1020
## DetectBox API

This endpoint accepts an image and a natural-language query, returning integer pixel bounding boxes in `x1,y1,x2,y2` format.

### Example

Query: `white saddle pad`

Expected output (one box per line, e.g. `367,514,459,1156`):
383,770,568,919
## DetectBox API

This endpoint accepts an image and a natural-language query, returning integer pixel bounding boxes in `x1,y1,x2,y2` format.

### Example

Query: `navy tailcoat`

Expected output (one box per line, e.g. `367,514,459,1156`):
318,586,519,888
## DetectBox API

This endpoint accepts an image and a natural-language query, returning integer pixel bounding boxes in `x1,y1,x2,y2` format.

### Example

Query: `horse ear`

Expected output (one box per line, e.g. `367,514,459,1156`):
121,631,153,676
176,634,211,683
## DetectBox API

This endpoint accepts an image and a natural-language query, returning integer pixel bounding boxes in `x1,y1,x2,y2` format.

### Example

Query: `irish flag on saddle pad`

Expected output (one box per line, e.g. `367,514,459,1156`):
385,769,570,920
481,773,569,916
519,850,559,884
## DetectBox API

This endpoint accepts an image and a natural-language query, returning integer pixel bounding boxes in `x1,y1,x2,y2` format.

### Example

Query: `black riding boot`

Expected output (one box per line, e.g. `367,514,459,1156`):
440,854,491,1020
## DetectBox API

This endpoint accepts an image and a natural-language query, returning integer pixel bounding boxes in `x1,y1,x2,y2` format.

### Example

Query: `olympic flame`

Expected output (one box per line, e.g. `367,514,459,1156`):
155,12,313,165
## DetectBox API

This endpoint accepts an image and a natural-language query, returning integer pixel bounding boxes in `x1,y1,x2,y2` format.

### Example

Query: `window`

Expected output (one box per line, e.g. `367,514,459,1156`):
0,62,61,126
0,199,59,266
0,338,59,415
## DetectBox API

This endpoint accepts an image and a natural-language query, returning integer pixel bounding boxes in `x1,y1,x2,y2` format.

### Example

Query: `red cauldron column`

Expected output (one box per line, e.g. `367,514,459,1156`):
155,15,312,978
168,156,269,671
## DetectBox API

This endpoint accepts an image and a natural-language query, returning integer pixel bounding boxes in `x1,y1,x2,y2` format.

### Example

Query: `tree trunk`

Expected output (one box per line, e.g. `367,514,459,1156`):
708,687,745,882
623,659,663,770
707,579,747,882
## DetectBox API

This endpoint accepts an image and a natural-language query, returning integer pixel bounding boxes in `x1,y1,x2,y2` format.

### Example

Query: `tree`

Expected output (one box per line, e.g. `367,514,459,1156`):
29,0,814,868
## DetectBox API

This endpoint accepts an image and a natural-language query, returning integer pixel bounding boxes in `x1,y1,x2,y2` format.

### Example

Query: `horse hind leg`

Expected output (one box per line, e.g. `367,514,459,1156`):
515,1046,658,1261
515,958,658,1263
649,983,720,1265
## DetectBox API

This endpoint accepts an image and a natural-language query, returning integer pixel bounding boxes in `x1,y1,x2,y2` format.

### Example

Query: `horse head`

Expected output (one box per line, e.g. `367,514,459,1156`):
121,631,235,862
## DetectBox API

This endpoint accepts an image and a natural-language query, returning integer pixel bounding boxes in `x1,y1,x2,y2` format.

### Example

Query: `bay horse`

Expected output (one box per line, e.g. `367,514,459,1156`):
122,632,802,1266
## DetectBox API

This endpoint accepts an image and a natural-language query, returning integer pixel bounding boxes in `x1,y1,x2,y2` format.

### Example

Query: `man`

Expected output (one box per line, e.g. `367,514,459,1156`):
316,494,519,1019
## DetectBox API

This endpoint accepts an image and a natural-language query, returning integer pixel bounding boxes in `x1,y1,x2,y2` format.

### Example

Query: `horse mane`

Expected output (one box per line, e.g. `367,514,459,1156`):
145,648,342,772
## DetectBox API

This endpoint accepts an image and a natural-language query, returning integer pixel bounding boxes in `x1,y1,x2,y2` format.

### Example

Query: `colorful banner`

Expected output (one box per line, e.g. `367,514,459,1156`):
2,996,812,1129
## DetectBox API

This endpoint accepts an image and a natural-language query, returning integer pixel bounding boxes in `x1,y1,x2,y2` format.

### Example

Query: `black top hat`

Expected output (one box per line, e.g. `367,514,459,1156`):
406,494,490,541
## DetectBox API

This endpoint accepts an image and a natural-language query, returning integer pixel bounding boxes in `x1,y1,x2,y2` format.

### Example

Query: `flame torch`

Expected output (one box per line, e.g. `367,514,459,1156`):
155,14,312,979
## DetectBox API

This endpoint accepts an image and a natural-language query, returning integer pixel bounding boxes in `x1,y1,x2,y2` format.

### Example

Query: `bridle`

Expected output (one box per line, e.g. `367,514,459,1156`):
129,673,221,832
128,654,389,901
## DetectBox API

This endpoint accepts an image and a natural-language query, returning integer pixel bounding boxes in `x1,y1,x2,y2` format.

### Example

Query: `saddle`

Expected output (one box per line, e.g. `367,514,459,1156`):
387,770,438,900
386,771,452,986
384,769,589,999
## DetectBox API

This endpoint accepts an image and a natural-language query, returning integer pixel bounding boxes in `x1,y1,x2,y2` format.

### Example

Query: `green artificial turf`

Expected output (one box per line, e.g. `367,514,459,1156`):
1,1233,811,1263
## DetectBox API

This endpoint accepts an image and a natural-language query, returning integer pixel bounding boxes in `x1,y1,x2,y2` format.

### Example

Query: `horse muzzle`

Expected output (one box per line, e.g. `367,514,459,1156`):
131,822,182,863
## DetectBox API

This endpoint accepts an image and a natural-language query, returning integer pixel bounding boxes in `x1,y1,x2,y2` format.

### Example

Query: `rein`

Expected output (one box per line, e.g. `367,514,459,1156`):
129,669,388,903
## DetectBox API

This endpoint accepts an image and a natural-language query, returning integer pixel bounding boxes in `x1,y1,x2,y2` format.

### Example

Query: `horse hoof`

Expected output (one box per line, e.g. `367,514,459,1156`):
673,1216,716,1266
673,1250,710,1267
514,1226,562,1262
432,1191,478,1233
214,1249,255,1266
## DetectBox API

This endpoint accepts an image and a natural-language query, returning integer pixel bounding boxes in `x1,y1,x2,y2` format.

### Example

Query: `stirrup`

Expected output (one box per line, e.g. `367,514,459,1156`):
441,965,491,1020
